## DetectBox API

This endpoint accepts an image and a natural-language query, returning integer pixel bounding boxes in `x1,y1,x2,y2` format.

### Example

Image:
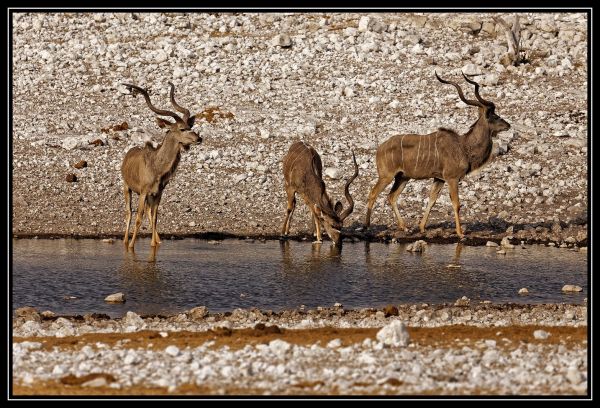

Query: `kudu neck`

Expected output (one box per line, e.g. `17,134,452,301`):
152,132,182,175
307,182,339,221
461,116,494,172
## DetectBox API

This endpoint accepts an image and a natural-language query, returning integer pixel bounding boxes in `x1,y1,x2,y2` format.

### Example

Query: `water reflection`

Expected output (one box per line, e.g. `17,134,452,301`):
278,240,345,306
279,240,342,272
12,239,588,317
452,243,464,265
113,246,170,312
118,248,162,281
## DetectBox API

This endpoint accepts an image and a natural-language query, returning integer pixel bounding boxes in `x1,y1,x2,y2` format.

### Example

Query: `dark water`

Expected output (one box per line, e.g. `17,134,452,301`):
12,239,587,318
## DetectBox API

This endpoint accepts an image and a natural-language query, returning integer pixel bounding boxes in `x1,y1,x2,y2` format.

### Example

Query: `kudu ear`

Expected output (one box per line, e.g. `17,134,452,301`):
334,201,343,215
187,115,196,128
156,117,176,129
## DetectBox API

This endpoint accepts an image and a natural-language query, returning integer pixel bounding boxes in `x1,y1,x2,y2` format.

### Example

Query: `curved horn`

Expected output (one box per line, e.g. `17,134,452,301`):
168,81,191,124
122,83,185,125
461,73,494,107
339,150,359,222
434,71,482,108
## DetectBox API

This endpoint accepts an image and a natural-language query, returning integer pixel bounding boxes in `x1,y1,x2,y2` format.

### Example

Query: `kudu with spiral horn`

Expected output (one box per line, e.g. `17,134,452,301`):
281,141,359,246
364,72,510,238
120,82,202,250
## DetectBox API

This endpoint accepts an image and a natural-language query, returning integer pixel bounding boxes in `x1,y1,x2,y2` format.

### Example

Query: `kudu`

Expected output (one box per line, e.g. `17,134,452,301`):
281,141,359,246
121,82,202,250
364,72,511,238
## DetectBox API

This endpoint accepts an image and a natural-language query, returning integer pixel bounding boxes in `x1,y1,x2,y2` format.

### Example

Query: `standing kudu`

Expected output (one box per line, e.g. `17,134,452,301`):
121,82,202,250
364,72,511,238
281,142,359,246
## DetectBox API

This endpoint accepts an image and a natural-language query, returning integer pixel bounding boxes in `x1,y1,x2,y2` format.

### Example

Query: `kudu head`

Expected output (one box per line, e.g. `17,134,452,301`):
122,82,202,150
435,72,511,135
313,151,359,246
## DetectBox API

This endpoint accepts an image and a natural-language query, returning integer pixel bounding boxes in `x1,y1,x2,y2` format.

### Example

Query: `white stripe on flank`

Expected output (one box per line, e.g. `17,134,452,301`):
425,135,431,168
414,137,421,172
287,144,305,172
384,145,389,171
434,135,439,168
400,135,405,168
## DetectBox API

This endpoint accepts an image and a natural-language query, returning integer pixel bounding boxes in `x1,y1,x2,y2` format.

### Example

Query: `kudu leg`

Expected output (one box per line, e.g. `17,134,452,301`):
146,200,157,247
146,204,153,236
281,187,296,236
123,186,132,247
151,207,161,246
365,176,394,227
300,194,322,244
150,192,163,246
419,178,445,233
129,193,147,250
387,174,410,231
447,179,464,238
310,208,323,244
146,194,161,247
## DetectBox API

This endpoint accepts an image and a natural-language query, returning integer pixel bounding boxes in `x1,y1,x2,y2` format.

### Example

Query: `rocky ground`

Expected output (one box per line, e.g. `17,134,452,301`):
11,12,588,245
12,303,588,396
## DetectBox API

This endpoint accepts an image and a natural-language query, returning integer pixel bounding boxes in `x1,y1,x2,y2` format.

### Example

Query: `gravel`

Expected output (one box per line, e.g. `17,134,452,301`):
12,303,587,338
11,12,587,245
104,293,126,303
12,303,588,395
533,329,550,339
376,320,410,347
13,337,587,395
562,285,583,292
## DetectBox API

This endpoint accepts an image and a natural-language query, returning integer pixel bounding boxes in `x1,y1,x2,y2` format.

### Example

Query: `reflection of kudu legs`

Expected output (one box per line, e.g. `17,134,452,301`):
419,178,445,232
148,245,158,262
453,242,464,263
129,193,147,250
387,173,410,231
447,178,464,238
365,176,394,227
281,186,296,236
123,185,132,247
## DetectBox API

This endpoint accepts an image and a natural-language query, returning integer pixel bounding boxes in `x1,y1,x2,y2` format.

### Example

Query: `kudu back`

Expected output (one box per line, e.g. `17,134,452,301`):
364,72,510,238
281,141,358,246
121,82,202,250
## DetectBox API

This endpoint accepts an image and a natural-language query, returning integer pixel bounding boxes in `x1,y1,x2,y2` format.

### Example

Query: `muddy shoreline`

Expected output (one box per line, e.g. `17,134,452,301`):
10,227,589,248
13,303,589,335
